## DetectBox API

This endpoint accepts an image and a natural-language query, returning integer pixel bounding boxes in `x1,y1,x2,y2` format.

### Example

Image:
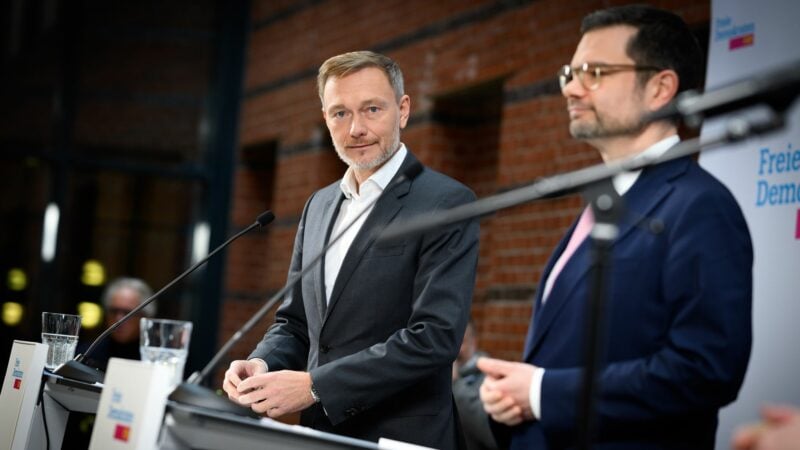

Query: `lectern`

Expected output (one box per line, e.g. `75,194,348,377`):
160,401,379,450
27,370,101,449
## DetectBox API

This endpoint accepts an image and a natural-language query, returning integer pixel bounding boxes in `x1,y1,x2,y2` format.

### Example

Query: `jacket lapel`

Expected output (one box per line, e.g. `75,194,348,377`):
525,216,592,360
523,216,578,360
323,153,417,322
315,190,345,321
524,156,691,360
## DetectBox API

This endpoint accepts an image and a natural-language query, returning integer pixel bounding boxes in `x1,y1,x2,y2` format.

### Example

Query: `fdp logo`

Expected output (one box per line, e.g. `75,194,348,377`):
108,388,135,443
12,357,24,390
713,16,755,51
113,424,131,442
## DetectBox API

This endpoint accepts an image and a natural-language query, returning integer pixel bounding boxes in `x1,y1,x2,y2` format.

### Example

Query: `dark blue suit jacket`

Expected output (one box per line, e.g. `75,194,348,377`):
511,155,753,449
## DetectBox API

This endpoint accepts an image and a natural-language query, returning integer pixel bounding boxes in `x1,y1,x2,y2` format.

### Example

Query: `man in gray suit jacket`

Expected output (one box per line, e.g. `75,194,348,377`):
222,51,479,449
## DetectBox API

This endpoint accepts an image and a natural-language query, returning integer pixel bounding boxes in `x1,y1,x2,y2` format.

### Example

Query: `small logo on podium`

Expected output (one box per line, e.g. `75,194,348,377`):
729,33,754,50
12,357,23,390
113,424,131,442
713,16,755,51
107,388,135,443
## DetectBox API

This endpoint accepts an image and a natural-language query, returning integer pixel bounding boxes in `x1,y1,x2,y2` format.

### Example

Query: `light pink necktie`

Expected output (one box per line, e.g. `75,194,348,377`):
542,207,594,304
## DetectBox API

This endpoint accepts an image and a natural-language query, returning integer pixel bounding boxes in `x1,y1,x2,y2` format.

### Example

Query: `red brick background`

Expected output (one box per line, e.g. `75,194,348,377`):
221,0,709,365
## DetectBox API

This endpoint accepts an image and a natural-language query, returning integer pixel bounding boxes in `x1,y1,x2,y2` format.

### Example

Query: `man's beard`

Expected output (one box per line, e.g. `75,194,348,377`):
335,138,399,171
569,109,646,140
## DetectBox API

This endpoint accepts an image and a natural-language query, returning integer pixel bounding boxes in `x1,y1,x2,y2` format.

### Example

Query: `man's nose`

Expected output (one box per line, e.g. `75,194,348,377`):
349,114,367,137
561,74,586,99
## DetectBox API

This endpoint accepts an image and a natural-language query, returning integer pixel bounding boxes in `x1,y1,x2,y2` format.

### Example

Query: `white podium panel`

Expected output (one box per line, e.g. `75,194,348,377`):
0,341,48,450
89,358,172,450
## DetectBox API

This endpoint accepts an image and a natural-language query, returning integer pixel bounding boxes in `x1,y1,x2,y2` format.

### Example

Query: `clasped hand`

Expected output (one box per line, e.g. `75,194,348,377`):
222,359,316,417
478,357,536,426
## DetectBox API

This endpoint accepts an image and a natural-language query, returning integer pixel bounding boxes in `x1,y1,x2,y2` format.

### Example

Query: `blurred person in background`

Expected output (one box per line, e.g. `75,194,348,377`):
78,277,154,371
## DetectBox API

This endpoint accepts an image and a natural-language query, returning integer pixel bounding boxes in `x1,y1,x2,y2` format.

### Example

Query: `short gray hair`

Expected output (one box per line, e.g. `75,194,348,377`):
101,277,155,317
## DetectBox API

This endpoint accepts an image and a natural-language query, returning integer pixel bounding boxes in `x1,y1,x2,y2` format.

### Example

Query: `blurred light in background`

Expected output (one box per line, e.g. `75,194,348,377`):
77,302,103,329
191,221,210,265
2,302,24,326
81,259,106,286
7,268,27,291
41,202,60,262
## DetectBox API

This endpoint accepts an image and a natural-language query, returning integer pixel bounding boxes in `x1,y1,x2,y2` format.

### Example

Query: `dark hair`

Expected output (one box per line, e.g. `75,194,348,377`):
581,4,703,94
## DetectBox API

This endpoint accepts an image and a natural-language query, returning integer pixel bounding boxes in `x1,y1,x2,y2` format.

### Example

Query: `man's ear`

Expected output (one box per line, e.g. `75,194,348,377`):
399,95,411,129
647,69,679,111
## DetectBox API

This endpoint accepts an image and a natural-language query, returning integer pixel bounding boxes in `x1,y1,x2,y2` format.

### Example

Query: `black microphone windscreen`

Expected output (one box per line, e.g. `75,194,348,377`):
256,210,275,227
402,160,424,181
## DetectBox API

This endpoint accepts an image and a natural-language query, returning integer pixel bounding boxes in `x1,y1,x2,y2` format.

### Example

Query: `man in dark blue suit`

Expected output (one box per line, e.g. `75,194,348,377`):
478,5,753,449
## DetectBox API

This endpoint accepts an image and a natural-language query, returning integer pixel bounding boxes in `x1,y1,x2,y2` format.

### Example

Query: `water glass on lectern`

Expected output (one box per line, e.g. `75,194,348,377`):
41,312,82,370
139,318,192,388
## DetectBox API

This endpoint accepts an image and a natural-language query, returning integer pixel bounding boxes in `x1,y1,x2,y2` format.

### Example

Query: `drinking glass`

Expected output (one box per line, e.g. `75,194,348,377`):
140,318,192,388
42,312,82,370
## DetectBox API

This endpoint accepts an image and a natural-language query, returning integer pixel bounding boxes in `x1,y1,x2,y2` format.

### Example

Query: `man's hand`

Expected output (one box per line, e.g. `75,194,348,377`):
480,379,525,425
222,359,267,403
236,370,317,418
477,357,536,426
732,405,800,450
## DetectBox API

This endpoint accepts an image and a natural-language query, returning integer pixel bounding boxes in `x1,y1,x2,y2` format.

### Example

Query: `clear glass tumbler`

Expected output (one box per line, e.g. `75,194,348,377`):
42,312,82,370
139,318,192,388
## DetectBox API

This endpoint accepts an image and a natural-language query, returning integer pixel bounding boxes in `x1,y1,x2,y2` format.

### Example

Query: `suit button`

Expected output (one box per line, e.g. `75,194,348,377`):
345,408,357,417
320,345,330,353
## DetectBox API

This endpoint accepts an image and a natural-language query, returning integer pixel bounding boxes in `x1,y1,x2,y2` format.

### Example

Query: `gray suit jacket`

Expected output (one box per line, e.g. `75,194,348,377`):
250,151,479,449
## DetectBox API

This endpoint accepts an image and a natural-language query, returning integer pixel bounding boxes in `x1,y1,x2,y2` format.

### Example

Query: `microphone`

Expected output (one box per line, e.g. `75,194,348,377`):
168,160,423,416
54,210,276,385
645,59,800,127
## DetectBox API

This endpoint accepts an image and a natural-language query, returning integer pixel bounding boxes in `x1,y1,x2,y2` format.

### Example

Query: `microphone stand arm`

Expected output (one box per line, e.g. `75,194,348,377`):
54,213,273,385
380,110,785,242
575,178,623,449
82,220,264,363
170,164,422,416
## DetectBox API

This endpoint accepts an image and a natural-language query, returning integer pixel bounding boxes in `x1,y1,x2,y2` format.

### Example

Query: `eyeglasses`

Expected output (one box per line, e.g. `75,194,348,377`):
558,63,662,91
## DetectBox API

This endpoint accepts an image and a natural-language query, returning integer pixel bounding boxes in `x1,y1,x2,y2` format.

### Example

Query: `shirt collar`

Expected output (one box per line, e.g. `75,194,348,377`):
612,135,679,195
339,144,408,199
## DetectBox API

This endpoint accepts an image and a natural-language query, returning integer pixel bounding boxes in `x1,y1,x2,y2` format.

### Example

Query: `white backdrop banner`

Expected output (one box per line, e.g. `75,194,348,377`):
699,0,800,448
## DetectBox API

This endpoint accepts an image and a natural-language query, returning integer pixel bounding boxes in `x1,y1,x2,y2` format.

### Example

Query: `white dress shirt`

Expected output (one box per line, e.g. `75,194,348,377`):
324,145,407,304
250,145,407,374
529,135,679,420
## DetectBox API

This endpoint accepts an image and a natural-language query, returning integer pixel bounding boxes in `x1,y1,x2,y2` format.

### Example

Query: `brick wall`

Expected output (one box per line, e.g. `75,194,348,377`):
222,0,710,363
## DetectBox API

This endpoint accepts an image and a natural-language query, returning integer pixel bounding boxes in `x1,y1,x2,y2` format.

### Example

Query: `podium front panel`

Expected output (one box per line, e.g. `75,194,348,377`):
44,371,102,413
162,401,379,450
